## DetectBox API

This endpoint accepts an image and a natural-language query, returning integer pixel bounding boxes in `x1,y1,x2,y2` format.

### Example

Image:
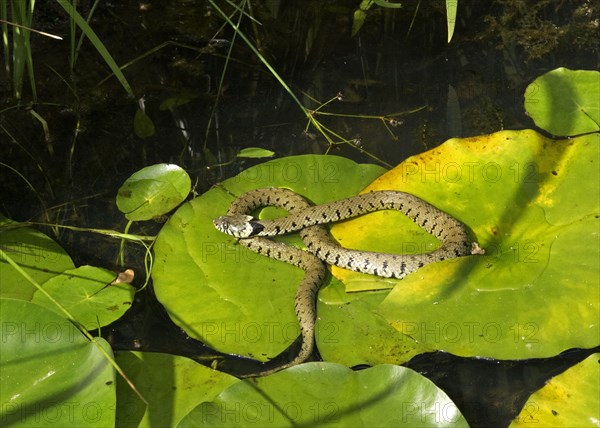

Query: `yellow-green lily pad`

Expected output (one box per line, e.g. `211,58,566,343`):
153,129,598,370
346,130,599,359
510,353,600,426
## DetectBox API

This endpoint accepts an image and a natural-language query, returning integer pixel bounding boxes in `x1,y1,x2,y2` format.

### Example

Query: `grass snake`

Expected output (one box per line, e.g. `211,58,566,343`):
213,187,484,377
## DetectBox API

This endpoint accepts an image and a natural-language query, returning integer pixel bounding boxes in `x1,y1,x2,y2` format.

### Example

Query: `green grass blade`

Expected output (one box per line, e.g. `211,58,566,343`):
1,2,10,80
55,0,133,96
73,0,101,67
446,0,457,43
208,0,308,117
24,38,36,100
10,0,32,100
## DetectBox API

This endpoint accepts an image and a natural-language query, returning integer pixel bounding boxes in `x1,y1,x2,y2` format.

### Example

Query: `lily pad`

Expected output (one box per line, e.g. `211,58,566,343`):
524,68,600,136
510,353,600,426
115,351,238,427
152,155,386,361
31,265,135,330
133,108,156,139
154,130,598,370
178,363,468,427
316,281,433,367
116,163,191,221
236,147,275,158
0,216,75,300
0,298,115,427
337,130,600,359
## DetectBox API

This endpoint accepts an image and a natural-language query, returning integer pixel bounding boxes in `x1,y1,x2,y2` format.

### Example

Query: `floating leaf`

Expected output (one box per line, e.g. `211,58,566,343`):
115,351,237,427
159,95,194,110
0,298,115,427
178,363,468,427
236,147,275,159
352,0,402,36
153,130,599,371
116,164,191,221
524,68,600,136
31,265,135,330
0,216,74,300
341,130,599,360
351,8,367,36
510,353,600,426
133,108,156,138
152,156,385,360
352,0,372,36
373,0,403,8
317,281,431,367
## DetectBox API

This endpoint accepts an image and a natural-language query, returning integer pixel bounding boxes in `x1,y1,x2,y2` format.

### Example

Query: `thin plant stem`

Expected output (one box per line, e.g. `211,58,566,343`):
118,219,134,266
203,0,246,152
56,0,134,96
73,0,101,67
207,0,309,118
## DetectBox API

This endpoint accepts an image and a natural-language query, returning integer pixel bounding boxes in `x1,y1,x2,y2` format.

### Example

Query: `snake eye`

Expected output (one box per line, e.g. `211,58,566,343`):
249,221,265,236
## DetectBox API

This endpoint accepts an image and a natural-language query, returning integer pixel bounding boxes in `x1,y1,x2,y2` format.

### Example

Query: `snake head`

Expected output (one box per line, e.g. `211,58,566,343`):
213,214,261,238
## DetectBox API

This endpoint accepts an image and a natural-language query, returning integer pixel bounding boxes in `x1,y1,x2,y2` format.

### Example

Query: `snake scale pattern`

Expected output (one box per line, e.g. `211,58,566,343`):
213,187,484,377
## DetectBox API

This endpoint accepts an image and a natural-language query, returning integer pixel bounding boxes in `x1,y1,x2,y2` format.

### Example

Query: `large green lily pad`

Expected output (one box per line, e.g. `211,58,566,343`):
152,155,386,361
0,216,75,300
154,130,598,370
316,281,434,367
178,363,468,427
115,351,238,427
0,298,115,427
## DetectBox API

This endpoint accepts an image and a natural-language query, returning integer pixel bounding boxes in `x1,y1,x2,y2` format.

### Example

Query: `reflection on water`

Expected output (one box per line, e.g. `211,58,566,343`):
3,1,597,214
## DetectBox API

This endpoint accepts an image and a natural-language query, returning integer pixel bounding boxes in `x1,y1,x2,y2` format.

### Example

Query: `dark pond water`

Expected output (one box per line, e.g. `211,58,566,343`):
1,1,599,426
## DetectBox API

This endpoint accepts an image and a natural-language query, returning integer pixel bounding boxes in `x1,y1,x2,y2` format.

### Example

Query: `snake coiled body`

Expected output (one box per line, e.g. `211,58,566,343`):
214,188,483,377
